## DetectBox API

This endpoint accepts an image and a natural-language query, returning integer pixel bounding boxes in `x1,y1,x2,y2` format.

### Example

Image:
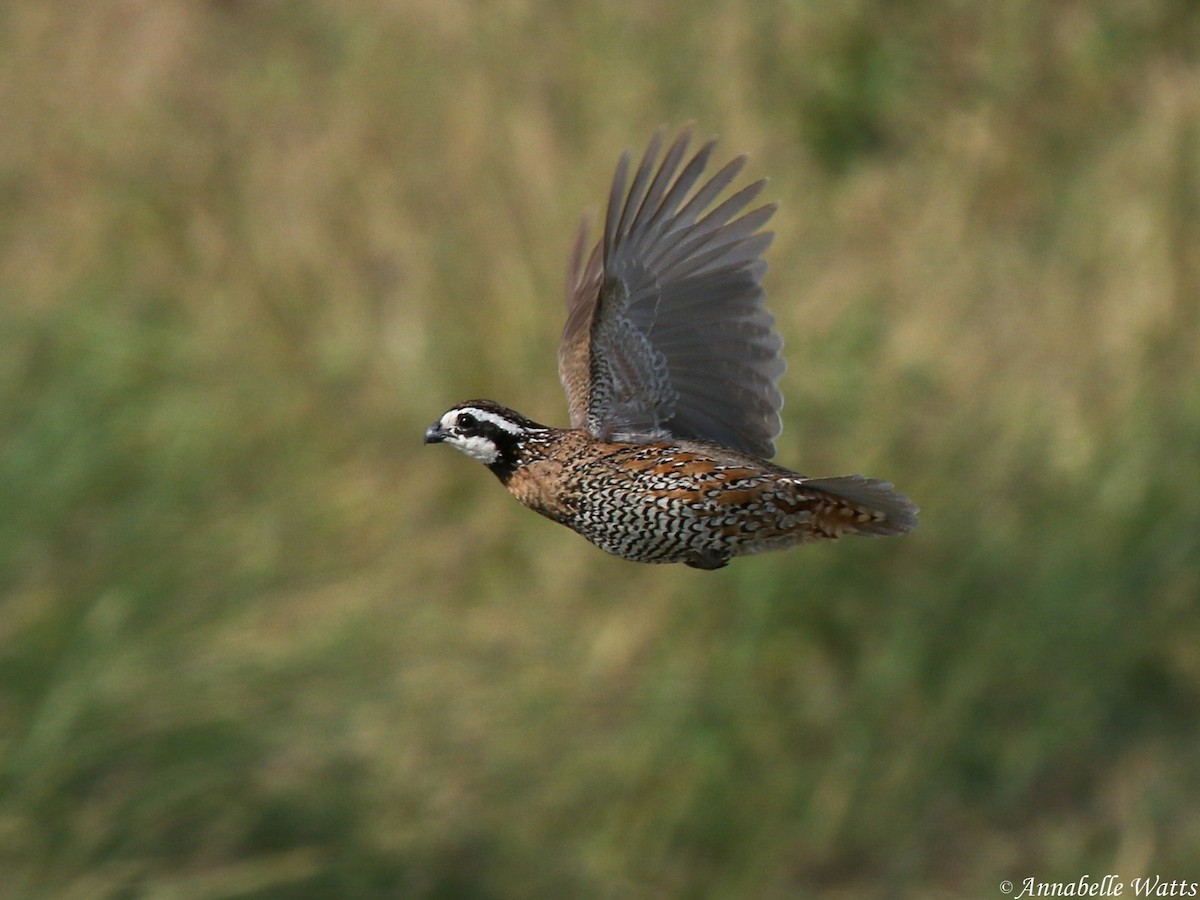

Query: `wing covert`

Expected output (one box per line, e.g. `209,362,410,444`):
559,127,785,458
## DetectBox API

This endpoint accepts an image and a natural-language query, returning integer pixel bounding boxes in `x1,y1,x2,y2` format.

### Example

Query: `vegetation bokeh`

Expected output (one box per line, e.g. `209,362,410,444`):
2,1,1199,896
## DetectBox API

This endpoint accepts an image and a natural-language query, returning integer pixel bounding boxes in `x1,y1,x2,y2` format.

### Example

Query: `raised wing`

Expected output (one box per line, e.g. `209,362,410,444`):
559,127,785,459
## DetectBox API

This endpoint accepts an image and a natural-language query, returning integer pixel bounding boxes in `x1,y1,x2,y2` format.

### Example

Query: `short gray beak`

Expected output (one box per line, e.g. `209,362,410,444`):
424,422,448,444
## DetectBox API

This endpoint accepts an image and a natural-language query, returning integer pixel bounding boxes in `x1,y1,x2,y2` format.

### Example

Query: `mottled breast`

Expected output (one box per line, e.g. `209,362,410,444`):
554,442,803,564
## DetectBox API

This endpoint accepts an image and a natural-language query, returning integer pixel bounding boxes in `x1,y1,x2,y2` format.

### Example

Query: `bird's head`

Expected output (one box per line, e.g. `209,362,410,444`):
424,401,549,480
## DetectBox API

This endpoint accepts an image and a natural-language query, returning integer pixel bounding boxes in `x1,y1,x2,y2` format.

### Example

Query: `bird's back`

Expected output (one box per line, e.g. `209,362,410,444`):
505,428,914,569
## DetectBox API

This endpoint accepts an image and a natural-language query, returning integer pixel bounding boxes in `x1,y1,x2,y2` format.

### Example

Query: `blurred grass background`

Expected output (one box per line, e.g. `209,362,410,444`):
2,1,1199,897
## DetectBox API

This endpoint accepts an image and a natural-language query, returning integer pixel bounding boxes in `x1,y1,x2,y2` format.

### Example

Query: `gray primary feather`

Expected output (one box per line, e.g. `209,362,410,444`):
559,127,785,459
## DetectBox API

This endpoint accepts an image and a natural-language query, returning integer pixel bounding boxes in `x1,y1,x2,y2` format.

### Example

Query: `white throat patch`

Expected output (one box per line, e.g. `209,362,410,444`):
453,434,501,464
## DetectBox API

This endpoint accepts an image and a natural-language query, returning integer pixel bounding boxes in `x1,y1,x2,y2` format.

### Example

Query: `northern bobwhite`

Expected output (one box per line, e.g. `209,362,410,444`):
425,127,917,569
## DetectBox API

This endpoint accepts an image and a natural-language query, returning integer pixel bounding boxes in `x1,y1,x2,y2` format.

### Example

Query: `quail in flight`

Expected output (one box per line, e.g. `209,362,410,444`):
425,127,917,569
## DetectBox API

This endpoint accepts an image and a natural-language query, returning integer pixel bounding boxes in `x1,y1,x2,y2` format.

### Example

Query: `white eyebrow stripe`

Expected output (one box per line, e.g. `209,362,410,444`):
452,408,523,435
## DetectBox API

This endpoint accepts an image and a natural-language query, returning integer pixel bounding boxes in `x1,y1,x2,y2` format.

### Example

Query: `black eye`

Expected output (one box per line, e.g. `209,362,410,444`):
457,412,477,429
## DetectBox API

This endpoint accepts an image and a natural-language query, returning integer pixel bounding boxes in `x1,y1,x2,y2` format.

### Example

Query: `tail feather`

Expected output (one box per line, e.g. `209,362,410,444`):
801,475,919,537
